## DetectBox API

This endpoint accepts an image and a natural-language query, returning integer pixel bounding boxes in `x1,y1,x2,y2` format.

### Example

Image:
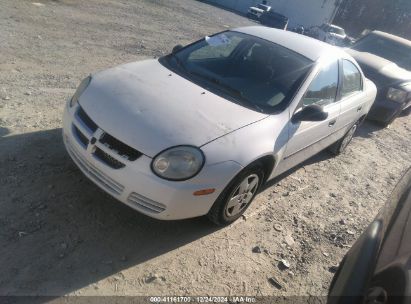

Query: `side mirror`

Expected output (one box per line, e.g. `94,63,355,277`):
172,44,183,55
292,104,328,122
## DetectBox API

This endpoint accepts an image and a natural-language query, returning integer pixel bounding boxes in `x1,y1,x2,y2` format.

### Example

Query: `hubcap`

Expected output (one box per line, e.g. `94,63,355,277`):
225,174,259,217
341,124,357,151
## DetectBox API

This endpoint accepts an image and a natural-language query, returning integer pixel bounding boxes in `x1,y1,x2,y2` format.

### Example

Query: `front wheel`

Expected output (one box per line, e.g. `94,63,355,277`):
207,165,264,226
328,122,358,155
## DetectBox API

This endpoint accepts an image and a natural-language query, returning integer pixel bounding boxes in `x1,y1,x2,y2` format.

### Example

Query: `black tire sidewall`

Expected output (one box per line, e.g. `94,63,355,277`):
329,121,358,155
208,165,264,225
339,122,358,153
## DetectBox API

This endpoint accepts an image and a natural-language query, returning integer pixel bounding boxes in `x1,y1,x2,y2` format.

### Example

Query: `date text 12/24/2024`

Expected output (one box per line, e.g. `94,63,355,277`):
149,296,257,303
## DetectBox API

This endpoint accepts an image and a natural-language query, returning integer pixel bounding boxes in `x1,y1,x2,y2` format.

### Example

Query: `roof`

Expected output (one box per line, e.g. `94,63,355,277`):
371,31,411,48
234,26,343,61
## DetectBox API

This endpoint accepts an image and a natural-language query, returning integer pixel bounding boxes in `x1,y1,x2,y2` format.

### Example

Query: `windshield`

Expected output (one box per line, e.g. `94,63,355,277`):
353,34,411,70
164,31,313,113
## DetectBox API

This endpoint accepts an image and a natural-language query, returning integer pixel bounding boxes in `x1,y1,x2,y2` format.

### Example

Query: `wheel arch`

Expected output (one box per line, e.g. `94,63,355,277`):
206,154,276,225
244,154,276,185
359,114,367,125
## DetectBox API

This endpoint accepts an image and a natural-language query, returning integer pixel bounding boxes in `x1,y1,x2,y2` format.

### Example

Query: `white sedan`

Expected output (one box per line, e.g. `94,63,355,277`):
62,26,376,225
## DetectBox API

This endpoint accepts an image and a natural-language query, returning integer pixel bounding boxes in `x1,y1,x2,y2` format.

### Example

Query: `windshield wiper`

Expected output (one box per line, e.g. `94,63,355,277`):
190,71,264,112
171,53,188,72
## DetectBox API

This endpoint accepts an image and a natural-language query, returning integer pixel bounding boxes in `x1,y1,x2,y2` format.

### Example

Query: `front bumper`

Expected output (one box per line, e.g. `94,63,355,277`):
367,96,410,123
62,102,243,220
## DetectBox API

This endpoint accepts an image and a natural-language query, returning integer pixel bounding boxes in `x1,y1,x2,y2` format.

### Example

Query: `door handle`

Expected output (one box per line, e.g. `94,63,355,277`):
357,106,362,112
328,120,336,127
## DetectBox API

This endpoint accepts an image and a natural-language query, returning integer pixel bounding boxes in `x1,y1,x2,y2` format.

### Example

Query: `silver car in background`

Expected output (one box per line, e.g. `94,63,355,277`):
247,4,271,20
62,27,376,225
314,23,348,46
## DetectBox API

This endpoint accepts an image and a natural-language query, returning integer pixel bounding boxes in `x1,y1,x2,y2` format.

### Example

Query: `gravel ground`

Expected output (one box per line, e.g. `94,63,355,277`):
0,0,410,298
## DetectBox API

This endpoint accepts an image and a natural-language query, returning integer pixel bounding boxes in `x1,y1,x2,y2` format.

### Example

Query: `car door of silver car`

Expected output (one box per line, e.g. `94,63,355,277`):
335,59,367,133
275,59,341,175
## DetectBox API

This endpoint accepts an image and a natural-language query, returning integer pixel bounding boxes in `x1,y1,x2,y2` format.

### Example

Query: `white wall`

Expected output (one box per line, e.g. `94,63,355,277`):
206,0,338,28
266,0,338,28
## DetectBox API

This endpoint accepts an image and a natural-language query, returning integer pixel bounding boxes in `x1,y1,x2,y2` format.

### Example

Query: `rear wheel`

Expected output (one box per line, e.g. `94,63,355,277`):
328,122,358,155
207,165,264,226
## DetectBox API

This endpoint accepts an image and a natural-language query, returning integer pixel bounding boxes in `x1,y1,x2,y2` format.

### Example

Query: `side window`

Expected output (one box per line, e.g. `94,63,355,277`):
303,60,339,107
341,60,362,97
188,34,242,61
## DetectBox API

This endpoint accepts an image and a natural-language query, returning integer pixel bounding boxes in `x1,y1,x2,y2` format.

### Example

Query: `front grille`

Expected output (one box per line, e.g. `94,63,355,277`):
77,107,98,132
100,133,142,161
73,125,89,147
127,192,166,214
75,106,141,163
94,147,125,169
65,138,124,195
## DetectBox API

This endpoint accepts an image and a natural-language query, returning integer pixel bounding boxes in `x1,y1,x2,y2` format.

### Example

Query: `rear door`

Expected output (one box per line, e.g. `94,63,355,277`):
278,60,341,172
336,59,367,130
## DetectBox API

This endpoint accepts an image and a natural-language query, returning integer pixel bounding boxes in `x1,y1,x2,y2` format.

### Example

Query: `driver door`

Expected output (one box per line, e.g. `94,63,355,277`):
278,60,341,173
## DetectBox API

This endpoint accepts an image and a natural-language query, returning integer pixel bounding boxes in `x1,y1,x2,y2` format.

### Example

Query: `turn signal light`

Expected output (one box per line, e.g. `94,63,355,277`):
193,188,215,196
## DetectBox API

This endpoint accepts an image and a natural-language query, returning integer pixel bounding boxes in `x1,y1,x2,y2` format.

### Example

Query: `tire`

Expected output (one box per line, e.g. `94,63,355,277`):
207,165,264,226
379,120,391,128
381,109,402,127
328,122,358,155
402,105,411,116
367,117,391,128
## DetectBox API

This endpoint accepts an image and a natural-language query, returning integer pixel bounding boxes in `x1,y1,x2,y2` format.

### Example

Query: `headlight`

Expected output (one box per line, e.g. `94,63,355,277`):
151,146,205,181
69,76,92,107
387,87,407,103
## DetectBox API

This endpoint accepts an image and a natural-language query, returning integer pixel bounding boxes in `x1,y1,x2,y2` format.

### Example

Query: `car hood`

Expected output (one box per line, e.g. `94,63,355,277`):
347,49,411,87
79,59,267,157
